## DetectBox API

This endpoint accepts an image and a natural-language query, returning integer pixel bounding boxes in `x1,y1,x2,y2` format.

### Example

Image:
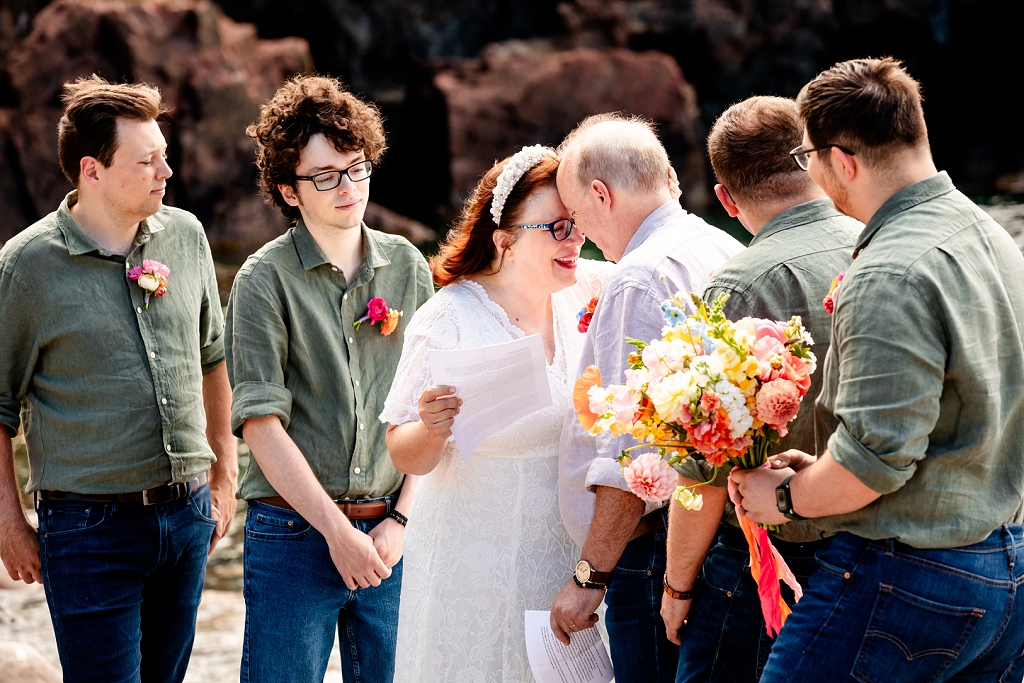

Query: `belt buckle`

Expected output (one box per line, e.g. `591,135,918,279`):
142,487,154,506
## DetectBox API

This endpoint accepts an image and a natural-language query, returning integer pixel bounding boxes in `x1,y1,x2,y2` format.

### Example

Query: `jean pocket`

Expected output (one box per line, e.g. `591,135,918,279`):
700,543,747,595
852,584,985,683
189,491,218,526
246,505,313,540
39,504,107,538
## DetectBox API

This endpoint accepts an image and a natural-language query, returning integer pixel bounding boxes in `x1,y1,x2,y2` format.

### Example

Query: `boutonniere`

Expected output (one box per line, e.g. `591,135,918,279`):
128,259,170,309
822,272,845,314
354,296,403,336
577,296,598,333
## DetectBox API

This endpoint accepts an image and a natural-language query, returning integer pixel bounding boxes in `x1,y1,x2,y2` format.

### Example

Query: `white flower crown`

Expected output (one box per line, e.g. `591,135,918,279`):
490,144,557,225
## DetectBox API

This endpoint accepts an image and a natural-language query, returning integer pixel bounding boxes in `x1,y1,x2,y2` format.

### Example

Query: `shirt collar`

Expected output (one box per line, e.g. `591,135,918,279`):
748,198,841,248
56,190,164,257
622,200,686,259
853,171,955,259
292,218,392,272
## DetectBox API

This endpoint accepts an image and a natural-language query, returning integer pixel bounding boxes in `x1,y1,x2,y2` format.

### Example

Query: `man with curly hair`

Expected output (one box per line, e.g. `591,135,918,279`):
227,74,433,682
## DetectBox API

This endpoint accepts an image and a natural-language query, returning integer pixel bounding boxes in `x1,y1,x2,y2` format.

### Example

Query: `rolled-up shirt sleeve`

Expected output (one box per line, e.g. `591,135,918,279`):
826,270,945,494
0,266,35,436
225,271,292,437
584,283,673,496
197,229,226,373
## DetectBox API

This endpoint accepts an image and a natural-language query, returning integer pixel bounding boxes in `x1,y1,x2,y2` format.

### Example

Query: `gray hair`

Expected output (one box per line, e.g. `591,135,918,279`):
557,113,669,197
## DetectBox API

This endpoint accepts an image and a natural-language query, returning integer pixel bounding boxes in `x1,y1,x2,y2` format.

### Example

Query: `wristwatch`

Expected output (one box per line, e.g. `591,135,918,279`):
775,475,808,521
573,560,612,590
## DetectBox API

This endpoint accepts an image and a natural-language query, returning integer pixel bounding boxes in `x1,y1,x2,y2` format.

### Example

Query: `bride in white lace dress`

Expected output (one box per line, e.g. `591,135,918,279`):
380,146,611,682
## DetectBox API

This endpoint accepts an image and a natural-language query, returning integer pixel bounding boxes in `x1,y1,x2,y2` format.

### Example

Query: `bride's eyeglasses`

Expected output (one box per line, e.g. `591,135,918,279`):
516,218,575,241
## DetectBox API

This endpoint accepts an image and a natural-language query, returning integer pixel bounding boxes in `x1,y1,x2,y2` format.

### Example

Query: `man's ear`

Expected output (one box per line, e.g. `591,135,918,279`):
714,184,740,217
832,147,857,183
590,179,613,214
278,183,300,208
79,157,102,187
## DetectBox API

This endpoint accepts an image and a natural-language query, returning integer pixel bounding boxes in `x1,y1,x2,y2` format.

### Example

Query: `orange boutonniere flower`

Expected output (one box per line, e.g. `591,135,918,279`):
354,297,403,336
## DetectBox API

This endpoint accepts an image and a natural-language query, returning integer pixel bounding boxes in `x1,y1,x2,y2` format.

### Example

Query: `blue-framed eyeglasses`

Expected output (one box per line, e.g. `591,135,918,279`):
516,218,575,241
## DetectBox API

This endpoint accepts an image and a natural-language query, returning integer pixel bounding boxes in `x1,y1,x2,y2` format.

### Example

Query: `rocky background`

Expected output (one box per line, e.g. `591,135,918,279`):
2,0,1023,267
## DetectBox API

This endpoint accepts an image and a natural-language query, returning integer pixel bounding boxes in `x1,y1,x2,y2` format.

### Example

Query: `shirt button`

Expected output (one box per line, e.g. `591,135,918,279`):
166,444,172,453
354,380,360,387
161,398,168,405
353,467,361,474
359,423,364,430
348,337,354,344
332,267,339,272
136,307,142,314
150,352,156,359
343,293,348,300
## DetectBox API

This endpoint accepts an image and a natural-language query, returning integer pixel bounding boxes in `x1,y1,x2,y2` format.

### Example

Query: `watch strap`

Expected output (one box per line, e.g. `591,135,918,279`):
573,574,610,590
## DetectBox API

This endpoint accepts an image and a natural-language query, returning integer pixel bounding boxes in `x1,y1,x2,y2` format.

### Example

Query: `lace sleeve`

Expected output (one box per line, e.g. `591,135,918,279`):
379,292,462,426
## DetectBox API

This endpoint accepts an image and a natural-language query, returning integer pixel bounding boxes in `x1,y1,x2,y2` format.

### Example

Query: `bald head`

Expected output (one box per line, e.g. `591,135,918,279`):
557,114,670,198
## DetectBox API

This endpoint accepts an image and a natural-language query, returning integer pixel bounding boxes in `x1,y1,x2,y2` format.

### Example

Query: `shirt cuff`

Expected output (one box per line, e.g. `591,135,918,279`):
200,335,226,374
584,456,630,494
230,381,292,438
0,397,20,437
828,424,915,495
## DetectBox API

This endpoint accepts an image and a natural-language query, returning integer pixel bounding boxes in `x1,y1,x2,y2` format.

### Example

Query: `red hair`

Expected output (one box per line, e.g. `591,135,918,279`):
431,152,559,286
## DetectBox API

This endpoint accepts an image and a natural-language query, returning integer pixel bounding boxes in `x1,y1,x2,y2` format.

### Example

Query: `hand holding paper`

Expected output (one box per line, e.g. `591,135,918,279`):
525,611,613,683
428,334,552,462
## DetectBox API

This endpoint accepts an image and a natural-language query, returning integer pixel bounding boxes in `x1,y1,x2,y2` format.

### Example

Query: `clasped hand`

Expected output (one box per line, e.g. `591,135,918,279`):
728,449,816,526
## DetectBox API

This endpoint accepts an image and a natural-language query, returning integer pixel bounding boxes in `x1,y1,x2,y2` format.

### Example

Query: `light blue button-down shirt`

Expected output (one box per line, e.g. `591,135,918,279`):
558,201,745,546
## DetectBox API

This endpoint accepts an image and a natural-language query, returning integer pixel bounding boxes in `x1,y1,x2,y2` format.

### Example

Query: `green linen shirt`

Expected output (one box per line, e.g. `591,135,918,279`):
227,219,433,501
681,198,861,542
0,192,225,494
815,172,1024,548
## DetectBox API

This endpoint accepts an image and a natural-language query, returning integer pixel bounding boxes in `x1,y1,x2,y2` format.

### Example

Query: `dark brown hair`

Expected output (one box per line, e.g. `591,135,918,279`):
246,74,387,222
707,96,814,204
57,75,165,186
796,57,928,169
431,152,559,286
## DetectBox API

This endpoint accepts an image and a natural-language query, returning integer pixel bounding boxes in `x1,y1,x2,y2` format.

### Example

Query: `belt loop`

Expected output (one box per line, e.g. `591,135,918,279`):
33,490,39,512
885,539,895,555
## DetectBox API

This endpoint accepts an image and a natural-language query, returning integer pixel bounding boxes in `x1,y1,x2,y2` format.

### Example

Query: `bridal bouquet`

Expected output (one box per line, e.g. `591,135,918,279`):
573,288,815,636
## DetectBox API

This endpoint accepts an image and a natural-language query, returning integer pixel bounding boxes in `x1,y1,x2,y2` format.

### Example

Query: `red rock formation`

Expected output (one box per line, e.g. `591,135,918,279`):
0,0,310,259
433,46,707,209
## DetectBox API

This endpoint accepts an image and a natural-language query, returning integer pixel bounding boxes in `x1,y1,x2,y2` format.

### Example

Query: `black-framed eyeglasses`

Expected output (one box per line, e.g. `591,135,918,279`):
295,159,373,191
789,145,855,171
517,218,575,241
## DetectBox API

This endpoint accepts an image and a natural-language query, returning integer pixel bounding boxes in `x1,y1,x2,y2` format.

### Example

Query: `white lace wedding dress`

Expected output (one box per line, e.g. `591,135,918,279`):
380,259,611,683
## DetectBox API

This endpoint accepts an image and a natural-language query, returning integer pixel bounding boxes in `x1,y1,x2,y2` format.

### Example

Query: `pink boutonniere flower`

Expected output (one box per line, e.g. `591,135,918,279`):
822,271,845,314
577,296,599,333
354,296,403,336
128,259,170,309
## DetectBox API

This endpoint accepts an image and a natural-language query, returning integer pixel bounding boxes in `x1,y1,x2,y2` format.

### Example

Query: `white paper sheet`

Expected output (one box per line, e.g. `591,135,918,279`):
427,334,552,463
524,611,613,683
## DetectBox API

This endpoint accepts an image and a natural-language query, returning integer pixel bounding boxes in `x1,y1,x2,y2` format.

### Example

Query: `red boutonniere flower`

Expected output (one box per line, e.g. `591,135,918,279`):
128,259,170,309
577,296,599,333
354,296,403,336
822,272,845,314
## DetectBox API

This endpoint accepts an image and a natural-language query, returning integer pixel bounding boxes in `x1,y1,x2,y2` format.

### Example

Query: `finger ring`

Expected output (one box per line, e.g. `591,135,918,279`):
569,621,577,629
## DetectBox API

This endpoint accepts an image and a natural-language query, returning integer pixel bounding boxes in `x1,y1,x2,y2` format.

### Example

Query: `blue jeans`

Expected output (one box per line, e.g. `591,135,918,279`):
604,509,679,683
761,528,1024,683
675,523,824,683
37,485,216,683
241,499,403,683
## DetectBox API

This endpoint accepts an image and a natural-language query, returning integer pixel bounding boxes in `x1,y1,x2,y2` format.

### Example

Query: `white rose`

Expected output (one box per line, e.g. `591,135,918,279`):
138,274,159,291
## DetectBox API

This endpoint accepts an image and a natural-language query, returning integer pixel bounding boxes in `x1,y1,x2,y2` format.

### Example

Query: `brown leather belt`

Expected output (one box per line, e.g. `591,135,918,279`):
630,510,667,542
257,496,388,519
37,472,208,506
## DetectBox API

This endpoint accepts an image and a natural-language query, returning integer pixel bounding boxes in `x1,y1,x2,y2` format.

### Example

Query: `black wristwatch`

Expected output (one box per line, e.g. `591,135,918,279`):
775,475,808,521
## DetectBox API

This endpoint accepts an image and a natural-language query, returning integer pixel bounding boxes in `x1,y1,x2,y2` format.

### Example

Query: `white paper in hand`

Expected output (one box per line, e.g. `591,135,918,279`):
427,334,552,463
524,610,613,683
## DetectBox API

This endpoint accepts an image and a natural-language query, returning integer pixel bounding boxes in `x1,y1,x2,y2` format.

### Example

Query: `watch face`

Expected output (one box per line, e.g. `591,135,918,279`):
575,560,591,583
775,486,789,512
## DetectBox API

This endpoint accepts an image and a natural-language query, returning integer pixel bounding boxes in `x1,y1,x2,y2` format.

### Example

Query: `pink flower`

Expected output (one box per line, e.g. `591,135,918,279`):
622,453,677,502
366,297,389,322
779,354,811,395
127,259,170,309
756,379,801,434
